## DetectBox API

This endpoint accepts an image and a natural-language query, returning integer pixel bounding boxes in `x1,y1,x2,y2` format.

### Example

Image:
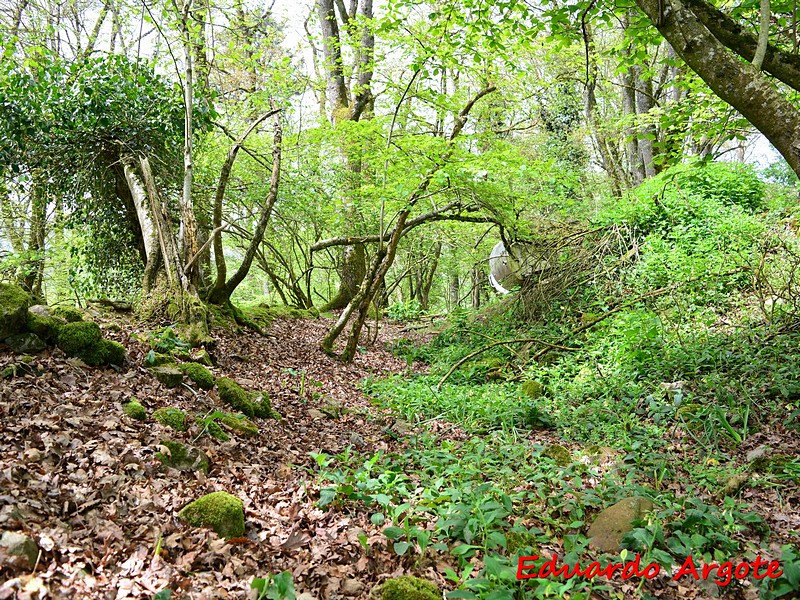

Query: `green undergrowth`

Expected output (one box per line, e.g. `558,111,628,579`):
316,164,800,598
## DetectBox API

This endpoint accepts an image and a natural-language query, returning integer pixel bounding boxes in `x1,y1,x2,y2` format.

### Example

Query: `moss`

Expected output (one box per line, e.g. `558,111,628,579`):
377,576,440,600
0,283,32,338
216,377,272,418
57,321,102,357
191,349,213,366
542,444,571,466
26,310,62,343
178,491,245,538
144,351,175,367
521,380,544,399
52,306,84,322
205,420,229,441
156,440,210,473
123,400,147,420
149,366,184,387
103,340,126,366
152,407,187,431
179,362,215,390
241,303,318,331
218,413,259,437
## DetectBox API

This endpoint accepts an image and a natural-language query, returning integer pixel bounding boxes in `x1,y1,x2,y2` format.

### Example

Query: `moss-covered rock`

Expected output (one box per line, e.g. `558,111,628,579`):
216,377,272,418
144,351,175,367
191,348,214,366
521,380,544,399
179,362,214,390
4,333,47,354
218,413,259,437
542,444,571,466
149,366,184,388
156,440,210,473
103,340,126,366
57,321,102,356
178,491,245,538
375,576,440,600
152,407,187,431
123,400,147,420
26,306,63,343
0,283,32,339
52,305,84,322
587,496,654,552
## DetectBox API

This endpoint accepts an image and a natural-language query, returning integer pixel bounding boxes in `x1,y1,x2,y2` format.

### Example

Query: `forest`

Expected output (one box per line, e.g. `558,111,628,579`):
0,0,799,598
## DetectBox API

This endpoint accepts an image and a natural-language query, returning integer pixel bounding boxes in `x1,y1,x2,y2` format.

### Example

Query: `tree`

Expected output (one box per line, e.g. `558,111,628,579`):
631,0,800,176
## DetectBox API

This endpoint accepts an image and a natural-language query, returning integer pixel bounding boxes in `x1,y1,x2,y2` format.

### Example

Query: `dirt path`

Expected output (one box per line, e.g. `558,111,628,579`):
0,315,425,599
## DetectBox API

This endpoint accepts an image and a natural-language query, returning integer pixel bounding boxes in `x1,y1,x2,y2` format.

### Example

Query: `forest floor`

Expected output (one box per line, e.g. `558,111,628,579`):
0,311,798,599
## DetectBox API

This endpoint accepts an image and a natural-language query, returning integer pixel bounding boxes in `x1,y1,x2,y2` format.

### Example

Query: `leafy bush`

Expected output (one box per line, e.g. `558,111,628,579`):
387,300,423,321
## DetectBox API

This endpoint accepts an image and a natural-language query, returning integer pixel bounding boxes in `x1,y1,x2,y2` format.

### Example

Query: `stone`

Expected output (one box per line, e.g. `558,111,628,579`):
542,444,571,466
178,491,245,538
341,579,365,596
57,321,101,357
144,351,175,367
217,414,259,437
4,333,47,354
308,408,325,420
26,306,63,343
179,362,215,390
52,306,83,322
191,349,214,366
0,531,39,569
152,407,187,431
0,284,31,339
156,441,210,473
521,380,544,399
123,400,147,421
376,576,440,600
216,377,272,418
149,366,184,388
745,445,772,471
587,496,654,552
719,473,750,497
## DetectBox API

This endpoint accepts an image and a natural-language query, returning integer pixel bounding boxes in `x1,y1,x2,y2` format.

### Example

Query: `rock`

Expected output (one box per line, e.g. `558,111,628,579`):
587,496,654,552
216,377,272,418
149,366,184,388
746,444,772,471
179,362,215,390
341,579,365,596
375,576,440,600
4,333,47,354
0,284,31,339
178,491,245,538
191,348,214,366
349,432,367,448
308,409,325,420
123,400,147,421
52,305,83,322
152,407,187,431
0,531,39,569
542,444,571,466
144,351,175,368
156,441,210,473
521,380,544,399
26,306,63,343
56,321,101,357
719,473,750,497
217,413,259,437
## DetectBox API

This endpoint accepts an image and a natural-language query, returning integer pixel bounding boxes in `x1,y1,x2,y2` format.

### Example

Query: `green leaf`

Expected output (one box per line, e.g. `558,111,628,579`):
383,526,405,540
393,541,411,555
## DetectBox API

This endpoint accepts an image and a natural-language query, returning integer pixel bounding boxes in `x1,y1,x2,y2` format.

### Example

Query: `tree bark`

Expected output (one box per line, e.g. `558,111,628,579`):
207,108,283,305
633,0,800,176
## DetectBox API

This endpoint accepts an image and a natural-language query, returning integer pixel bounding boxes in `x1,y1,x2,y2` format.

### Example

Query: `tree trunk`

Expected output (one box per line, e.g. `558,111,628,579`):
633,0,800,176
